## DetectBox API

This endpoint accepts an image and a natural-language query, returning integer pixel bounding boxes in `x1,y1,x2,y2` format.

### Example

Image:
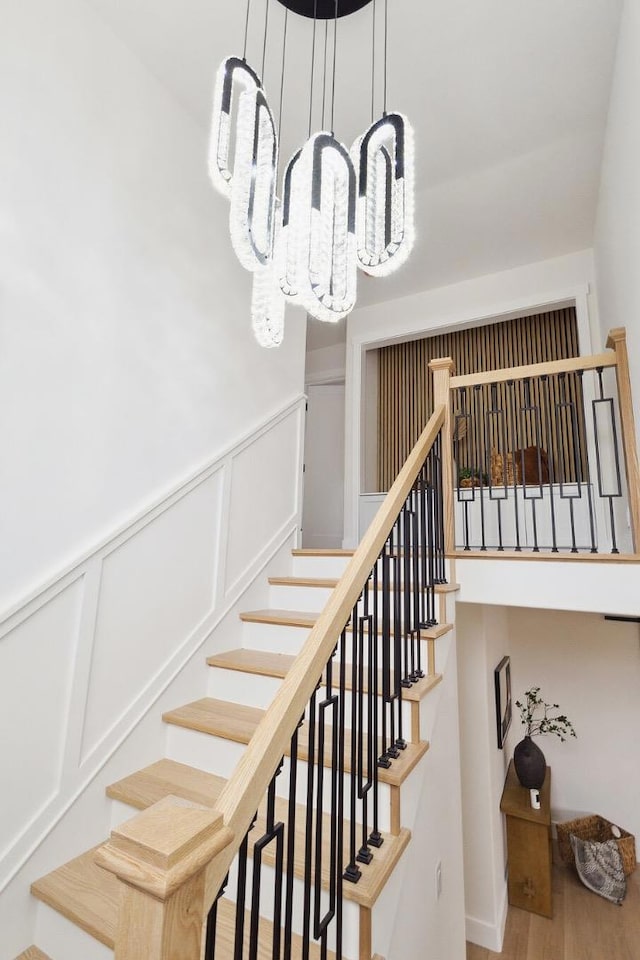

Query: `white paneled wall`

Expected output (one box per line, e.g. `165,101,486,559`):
0,397,305,896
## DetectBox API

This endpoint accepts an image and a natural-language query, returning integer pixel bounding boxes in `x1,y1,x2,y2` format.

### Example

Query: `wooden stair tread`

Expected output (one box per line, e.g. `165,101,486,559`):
207,648,442,702
292,548,354,557
106,761,408,909
162,698,263,743
270,576,339,588
107,758,227,810
239,608,453,641
163,698,429,787
207,648,295,678
31,846,118,949
240,609,318,628
268,575,458,595
402,672,443,702
216,898,334,959
13,948,54,960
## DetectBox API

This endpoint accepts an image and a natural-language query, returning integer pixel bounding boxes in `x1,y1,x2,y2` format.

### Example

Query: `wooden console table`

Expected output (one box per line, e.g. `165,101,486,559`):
500,760,552,918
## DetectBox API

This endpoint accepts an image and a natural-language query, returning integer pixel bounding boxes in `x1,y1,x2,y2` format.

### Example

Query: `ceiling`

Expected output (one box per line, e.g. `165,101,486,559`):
85,0,623,350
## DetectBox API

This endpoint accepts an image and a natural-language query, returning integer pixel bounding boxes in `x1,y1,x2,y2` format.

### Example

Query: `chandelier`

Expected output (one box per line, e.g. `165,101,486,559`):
208,0,414,347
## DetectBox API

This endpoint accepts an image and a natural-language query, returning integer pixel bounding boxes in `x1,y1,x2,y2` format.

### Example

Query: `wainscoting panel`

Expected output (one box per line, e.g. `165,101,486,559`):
225,408,302,594
79,469,223,763
0,396,305,893
0,579,83,863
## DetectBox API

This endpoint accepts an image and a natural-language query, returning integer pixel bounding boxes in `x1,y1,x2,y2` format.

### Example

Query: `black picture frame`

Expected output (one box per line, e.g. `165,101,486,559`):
494,656,512,749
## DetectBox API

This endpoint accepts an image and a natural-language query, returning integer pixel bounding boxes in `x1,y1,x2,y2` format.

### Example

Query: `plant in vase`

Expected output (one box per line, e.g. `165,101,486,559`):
513,687,576,788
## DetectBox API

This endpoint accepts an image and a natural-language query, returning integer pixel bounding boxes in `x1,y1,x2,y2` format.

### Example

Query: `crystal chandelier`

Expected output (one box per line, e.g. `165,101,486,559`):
209,0,414,346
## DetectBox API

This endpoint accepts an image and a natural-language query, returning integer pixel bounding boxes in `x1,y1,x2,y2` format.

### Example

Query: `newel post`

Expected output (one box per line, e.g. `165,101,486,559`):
95,796,234,960
606,327,640,551
429,357,456,556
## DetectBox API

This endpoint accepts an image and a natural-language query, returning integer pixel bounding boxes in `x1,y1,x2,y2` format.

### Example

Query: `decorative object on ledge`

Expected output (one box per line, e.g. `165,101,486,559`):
494,655,512,749
208,0,414,344
513,686,576,788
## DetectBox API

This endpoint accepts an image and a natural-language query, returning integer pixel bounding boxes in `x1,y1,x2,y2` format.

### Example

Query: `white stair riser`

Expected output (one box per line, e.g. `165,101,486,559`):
269,584,332,612
241,620,313,655
208,667,283,710
269,583,443,623
291,556,351,578
35,901,113,960
207,667,414,732
165,726,392,832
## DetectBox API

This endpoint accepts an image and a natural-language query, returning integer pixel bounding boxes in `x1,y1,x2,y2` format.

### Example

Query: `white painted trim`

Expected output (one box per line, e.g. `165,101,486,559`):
344,285,594,546
304,369,346,387
465,888,507,954
0,395,306,629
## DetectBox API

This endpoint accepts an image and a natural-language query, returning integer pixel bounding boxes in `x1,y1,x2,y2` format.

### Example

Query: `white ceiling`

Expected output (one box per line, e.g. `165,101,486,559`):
85,0,623,349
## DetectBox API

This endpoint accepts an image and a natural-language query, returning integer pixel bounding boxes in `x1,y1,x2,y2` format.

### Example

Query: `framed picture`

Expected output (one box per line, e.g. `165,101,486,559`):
494,656,512,749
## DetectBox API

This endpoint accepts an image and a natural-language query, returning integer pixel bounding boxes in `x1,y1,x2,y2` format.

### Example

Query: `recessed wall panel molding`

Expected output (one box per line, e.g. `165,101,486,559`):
0,395,305,893
0,579,83,870
79,469,223,764
225,411,301,594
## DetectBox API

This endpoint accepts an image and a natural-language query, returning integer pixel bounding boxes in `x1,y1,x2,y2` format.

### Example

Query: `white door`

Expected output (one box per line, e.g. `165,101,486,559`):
302,383,345,548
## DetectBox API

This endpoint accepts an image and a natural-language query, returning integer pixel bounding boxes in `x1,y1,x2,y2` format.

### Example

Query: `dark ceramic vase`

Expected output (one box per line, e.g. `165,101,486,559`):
513,736,546,788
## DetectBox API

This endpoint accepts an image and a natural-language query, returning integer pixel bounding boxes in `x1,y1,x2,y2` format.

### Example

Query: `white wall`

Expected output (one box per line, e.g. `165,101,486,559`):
0,399,305,959
343,250,600,545
0,0,306,614
376,606,467,960
302,384,345,548
507,606,640,845
594,0,640,448
456,603,513,952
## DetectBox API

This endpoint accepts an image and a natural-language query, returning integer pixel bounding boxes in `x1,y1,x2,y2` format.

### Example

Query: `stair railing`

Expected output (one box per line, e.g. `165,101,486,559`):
441,327,640,555
98,402,449,960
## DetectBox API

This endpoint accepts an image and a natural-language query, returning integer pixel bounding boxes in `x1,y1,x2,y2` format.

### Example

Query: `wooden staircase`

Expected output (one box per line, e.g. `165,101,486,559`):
27,548,458,960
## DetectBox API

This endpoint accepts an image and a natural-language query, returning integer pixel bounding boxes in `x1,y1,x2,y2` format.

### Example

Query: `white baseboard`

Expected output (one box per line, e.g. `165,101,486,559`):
465,885,508,953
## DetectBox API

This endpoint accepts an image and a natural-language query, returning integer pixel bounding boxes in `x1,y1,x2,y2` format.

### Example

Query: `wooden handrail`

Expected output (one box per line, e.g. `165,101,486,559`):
201,403,447,909
450,351,617,389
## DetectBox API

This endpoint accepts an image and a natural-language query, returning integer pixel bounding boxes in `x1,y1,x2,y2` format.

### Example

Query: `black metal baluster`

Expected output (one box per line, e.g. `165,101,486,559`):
379,538,391,770
248,772,284,960
344,602,362,883
474,384,487,550
507,380,522,551
234,831,251,960
303,690,318,954
283,724,300,960
314,653,339,955
555,371,584,553
592,367,623,553
541,374,559,552
205,874,228,960
435,433,446,583
369,561,383,849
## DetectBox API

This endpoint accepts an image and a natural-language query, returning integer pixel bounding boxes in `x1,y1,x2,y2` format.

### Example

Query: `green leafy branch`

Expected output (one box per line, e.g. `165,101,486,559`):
515,686,577,742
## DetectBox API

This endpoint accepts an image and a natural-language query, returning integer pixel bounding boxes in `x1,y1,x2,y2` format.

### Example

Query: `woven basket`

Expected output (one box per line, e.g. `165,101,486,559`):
557,815,636,877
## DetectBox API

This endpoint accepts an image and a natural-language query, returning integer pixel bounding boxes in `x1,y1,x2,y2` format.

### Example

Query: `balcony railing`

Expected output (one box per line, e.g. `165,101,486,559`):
432,327,640,556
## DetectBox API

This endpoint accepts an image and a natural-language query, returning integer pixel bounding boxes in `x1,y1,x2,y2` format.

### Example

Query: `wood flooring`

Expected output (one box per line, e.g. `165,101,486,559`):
467,862,640,960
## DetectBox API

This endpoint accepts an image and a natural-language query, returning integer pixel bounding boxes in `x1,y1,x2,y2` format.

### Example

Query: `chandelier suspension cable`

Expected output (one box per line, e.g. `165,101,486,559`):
308,0,319,136
242,0,252,61
330,0,339,135
278,8,288,136
321,20,329,130
383,0,388,115
261,0,270,81
371,0,377,122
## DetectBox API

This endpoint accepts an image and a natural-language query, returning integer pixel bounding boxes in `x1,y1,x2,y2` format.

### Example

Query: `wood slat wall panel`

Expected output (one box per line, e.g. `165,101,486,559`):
377,308,582,491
